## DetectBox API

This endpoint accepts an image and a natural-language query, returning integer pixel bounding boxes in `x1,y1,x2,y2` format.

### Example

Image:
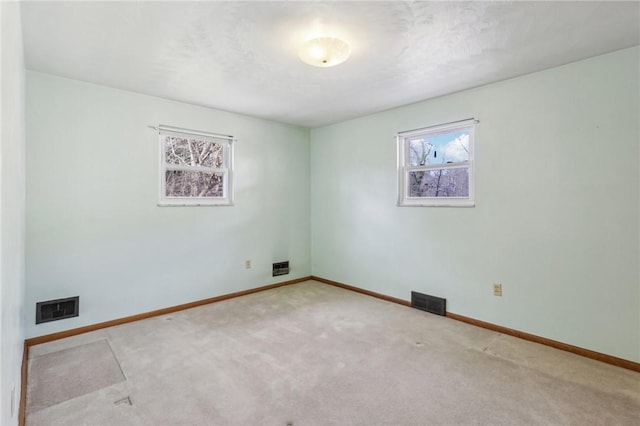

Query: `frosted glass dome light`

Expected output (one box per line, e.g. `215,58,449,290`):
298,37,351,68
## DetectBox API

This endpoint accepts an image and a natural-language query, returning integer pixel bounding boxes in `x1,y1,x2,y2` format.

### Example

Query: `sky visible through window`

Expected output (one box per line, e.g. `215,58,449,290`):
409,130,469,166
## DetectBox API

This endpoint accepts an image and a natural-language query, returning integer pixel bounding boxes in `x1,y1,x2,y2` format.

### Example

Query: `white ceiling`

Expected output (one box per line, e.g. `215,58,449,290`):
21,1,640,128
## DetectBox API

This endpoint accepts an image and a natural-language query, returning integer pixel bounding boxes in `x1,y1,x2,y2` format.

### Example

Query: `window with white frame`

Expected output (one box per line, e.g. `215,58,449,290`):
397,119,476,207
157,125,234,206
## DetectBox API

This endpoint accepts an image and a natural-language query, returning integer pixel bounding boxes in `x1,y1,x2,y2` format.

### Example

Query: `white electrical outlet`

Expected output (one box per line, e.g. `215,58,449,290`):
493,283,503,297
245,259,251,269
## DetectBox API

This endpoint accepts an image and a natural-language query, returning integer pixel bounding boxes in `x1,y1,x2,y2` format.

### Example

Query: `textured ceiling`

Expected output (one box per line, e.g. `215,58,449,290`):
21,1,640,128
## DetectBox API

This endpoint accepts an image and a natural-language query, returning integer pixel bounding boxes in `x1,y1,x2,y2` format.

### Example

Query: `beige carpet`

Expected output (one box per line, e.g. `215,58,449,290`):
26,281,640,425
27,339,125,412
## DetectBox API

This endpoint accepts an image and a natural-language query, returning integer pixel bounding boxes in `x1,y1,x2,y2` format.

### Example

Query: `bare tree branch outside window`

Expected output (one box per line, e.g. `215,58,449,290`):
164,136,224,197
398,119,475,207
158,127,234,206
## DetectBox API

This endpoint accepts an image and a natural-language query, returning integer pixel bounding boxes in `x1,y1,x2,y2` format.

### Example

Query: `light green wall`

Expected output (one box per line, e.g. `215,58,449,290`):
1,2,26,424
26,72,310,338
311,47,640,362
25,47,640,363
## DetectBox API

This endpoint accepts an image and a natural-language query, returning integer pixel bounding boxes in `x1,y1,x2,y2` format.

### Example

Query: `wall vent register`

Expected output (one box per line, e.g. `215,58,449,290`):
411,291,446,316
272,261,290,277
36,296,80,324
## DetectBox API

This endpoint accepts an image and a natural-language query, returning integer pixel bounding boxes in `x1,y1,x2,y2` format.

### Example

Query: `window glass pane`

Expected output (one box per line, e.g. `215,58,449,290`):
165,170,223,197
408,167,469,197
408,130,470,166
163,136,223,168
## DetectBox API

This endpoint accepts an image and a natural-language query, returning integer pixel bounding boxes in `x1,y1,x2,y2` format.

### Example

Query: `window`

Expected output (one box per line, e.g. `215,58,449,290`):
397,119,476,207
158,125,234,206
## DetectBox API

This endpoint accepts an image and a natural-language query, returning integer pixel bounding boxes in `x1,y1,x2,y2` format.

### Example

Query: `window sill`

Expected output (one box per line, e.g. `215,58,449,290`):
397,199,475,208
158,202,233,207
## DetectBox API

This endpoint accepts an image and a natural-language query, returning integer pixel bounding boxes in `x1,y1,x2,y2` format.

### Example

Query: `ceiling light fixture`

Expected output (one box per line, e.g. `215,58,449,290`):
298,37,351,68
